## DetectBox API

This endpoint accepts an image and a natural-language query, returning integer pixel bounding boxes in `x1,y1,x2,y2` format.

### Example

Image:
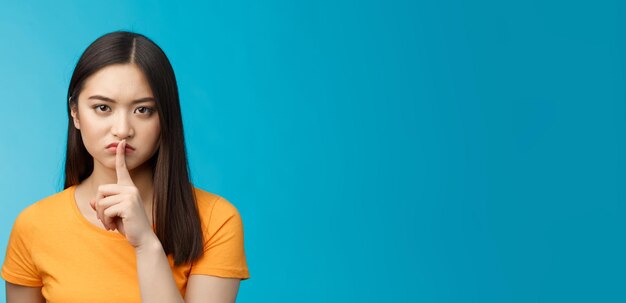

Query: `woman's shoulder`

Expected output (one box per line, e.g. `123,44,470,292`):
11,187,73,229
191,186,243,224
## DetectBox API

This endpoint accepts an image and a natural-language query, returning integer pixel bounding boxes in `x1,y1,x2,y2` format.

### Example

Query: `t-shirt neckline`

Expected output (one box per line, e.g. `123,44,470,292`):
67,185,129,241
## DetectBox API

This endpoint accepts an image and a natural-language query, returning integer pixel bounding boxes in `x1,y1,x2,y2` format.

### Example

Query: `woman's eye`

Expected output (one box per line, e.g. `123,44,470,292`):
93,104,111,112
135,106,154,115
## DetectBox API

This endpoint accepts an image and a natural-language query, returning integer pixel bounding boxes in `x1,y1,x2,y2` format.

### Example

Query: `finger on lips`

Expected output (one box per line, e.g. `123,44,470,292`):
116,139,134,186
89,139,136,232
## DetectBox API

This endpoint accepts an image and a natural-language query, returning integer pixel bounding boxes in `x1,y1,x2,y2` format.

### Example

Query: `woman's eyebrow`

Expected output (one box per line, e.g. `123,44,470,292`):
87,95,155,104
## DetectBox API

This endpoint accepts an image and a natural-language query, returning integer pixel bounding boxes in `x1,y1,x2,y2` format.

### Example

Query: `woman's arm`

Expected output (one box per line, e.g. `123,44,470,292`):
135,235,185,303
185,275,241,303
135,235,242,303
5,282,45,303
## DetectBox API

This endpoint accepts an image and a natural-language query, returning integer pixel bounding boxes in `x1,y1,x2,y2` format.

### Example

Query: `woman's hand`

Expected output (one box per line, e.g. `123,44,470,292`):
89,139,156,248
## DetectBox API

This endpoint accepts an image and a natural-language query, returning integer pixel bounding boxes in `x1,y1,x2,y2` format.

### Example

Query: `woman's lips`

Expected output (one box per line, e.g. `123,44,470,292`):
106,142,135,153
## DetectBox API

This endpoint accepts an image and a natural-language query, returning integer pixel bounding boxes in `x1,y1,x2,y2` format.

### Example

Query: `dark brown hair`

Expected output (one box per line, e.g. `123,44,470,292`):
64,31,203,266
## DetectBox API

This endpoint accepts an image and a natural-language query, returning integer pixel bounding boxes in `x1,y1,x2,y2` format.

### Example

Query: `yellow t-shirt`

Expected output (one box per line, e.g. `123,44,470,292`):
1,185,250,302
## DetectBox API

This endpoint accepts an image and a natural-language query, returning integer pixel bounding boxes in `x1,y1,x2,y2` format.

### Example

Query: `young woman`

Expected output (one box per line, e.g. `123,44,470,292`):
1,31,250,302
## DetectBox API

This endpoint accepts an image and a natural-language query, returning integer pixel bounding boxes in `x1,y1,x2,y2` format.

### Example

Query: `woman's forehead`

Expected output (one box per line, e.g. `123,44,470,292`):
81,64,154,102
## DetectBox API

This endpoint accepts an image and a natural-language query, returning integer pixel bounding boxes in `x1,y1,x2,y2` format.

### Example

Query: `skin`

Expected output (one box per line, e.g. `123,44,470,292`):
6,64,241,303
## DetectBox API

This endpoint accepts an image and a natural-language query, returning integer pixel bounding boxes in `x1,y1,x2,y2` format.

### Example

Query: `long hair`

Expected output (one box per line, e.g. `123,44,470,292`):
64,31,203,266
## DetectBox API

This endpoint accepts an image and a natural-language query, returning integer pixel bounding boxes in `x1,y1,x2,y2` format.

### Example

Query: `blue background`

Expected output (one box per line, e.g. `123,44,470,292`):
0,0,624,302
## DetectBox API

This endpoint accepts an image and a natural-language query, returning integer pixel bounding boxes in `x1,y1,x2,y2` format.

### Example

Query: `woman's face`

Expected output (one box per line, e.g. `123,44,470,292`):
71,63,161,172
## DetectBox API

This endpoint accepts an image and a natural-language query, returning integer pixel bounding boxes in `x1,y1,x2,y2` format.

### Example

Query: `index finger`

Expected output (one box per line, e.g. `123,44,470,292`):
116,139,134,185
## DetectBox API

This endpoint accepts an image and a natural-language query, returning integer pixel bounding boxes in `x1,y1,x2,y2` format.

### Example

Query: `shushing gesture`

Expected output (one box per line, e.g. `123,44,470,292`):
89,139,155,248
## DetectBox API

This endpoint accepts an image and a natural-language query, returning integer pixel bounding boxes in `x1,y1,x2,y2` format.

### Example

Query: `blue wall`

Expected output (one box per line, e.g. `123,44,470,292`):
0,0,624,302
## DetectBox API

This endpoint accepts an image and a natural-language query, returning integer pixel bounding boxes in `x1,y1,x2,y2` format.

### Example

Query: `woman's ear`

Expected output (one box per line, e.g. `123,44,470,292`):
70,103,81,130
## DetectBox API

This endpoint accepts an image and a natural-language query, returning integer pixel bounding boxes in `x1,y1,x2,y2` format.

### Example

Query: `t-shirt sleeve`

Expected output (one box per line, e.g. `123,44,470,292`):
1,208,43,287
190,196,250,280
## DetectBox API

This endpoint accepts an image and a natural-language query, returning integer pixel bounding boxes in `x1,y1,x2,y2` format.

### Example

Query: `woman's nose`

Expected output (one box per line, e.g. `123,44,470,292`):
111,113,134,139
